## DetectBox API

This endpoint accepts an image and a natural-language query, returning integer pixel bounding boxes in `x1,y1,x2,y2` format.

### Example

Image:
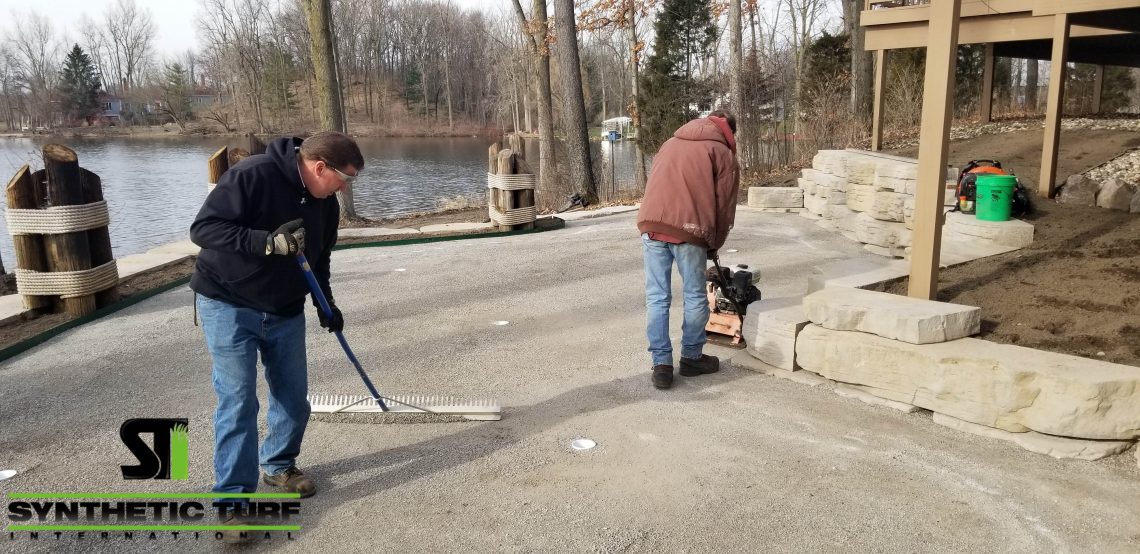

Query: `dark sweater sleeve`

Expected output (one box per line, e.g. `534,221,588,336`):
190,169,271,255
312,199,340,307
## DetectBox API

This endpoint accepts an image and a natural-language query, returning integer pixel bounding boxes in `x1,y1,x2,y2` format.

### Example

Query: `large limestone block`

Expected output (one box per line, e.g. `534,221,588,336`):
1058,174,1099,206
933,413,1133,461
846,184,876,212
943,211,1033,248
814,184,833,200
795,325,1140,440
748,187,804,208
875,159,918,181
830,205,857,230
863,244,904,258
803,286,981,344
812,150,848,176
835,384,920,413
743,299,809,371
874,175,916,194
804,193,830,217
806,258,909,295
814,171,848,192
854,213,910,248
797,177,818,196
868,191,908,222
903,197,915,230
826,190,848,206
1096,178,1134,211
845,156,878,186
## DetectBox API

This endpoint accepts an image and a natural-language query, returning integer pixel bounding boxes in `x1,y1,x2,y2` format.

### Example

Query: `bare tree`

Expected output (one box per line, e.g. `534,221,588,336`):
7,10,62,128
782,0,826,141
843,0,873,130
511,0,557,196
102,0,156,93
729,0,743,127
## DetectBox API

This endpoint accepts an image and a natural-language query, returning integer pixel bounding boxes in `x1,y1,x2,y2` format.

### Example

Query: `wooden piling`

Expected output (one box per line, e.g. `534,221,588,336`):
81,168,119,308
506,133,535,230
247,133,267,155
495,149,518,232
208,146,229,185
5,165,50,311
42,144,97,316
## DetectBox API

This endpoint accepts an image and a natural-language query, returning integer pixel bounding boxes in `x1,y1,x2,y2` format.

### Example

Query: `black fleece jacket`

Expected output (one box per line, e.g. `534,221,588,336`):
190,137,339,316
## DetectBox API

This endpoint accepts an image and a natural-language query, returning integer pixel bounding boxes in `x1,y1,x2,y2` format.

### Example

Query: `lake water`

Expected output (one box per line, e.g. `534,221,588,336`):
0,135,648,270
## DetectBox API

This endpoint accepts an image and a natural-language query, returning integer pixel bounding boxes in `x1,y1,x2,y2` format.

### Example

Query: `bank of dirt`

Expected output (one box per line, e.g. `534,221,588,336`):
883,127,1140,366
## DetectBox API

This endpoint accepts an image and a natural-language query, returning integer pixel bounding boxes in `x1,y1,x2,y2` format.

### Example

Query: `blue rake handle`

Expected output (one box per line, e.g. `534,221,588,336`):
296,253,389,412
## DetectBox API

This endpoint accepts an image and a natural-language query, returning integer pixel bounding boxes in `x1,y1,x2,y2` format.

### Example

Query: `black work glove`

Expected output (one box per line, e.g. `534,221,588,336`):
317,304,344,333
266,219,306,256
707,249,719,261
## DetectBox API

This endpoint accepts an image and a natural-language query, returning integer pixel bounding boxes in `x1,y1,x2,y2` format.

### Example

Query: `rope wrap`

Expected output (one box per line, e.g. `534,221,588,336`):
487,172,537,226
5,201,111,236
16,261,119,298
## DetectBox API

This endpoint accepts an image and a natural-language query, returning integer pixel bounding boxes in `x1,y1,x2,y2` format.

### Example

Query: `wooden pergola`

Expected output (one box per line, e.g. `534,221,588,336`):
860,0,1140,299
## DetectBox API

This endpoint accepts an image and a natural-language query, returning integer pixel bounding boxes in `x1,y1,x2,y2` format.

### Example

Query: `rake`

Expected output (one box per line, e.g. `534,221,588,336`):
296,253,501,422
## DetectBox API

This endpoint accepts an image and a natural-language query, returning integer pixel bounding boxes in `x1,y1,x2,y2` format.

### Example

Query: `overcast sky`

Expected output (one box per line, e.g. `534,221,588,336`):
5,0,505,59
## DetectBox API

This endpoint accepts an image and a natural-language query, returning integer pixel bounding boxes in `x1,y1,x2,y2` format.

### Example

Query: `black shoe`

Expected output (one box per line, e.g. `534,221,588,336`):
263,467,316,498
652,365,674,389
679,354,720,377
218,515,255,544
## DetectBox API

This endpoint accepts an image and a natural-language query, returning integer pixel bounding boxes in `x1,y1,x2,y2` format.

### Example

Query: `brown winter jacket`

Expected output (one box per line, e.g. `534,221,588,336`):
637,117,740,250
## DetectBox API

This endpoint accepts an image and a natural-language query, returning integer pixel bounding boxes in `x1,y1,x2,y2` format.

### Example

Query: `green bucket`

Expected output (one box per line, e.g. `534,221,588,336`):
974,174,1017,221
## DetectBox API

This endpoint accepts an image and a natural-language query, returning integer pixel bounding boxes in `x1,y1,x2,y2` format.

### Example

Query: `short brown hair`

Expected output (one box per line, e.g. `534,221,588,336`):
708,110,737,134
300,131,365,171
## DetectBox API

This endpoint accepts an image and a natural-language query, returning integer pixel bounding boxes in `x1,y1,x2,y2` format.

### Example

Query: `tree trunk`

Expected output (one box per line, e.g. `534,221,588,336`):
729,0,743,131
552,0,598,204
627,2,648,190
513,0,558,199
301,0,357,221
846,0,874,131
1026,59,1039,111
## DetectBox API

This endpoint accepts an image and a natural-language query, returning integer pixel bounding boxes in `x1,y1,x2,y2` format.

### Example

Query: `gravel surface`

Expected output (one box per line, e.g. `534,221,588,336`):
1,210,1138,553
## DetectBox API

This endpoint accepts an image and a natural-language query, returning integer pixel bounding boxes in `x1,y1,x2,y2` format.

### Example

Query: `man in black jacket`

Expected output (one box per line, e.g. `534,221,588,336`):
191,131,363,509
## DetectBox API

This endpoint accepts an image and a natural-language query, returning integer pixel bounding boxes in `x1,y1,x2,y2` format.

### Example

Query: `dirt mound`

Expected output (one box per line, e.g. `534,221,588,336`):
886,127,1140,366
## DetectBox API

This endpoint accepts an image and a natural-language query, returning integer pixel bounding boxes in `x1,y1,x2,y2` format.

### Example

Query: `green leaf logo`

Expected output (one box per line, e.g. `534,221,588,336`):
169,424,189,481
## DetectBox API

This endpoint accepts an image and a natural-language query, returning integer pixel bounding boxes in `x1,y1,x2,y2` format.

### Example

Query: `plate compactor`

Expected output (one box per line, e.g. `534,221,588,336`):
705,257,762,348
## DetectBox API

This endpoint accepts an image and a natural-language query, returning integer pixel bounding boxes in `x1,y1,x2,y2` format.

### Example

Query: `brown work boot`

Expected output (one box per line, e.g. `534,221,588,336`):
218,514,255,545
651,365,674,390
679,354,720,377
263,467,316,498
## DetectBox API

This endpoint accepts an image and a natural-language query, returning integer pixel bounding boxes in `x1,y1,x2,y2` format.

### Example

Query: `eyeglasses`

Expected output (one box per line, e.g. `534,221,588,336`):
325,162,358,186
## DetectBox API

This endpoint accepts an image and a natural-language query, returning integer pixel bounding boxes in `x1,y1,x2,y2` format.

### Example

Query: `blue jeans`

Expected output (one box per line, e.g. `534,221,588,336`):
196,295,310,498
642,234,709,367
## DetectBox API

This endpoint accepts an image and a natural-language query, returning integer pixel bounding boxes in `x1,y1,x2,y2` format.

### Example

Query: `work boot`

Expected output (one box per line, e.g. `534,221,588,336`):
218,514,255,545
262,467,316,498
679,354,720,377
651,365,674,390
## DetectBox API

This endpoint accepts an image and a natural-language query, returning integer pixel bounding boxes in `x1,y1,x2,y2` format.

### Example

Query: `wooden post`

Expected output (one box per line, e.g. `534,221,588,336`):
5,165,51,311
81,168,118,308
42,144,96,316
208,146,229,187
247,133,267,155
1092,64,1104,115
1039,14,1070,199
871,49,888,152
506,133,535,230
496,149,518,232
908,0,962,301
488,143,500,173
980,44,995,124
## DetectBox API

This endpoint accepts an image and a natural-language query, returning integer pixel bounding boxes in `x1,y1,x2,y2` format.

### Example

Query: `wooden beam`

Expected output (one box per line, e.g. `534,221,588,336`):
871,49,888,151
908,0,963,301
864,15,1121,50
980,43,995,123
1092,64,1105,114
1039,13,1070,199
862,0,1032,26
1034,0,1140,16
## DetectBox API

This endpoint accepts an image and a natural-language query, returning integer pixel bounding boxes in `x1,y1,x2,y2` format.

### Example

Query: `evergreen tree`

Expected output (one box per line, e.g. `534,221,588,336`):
637,0,715,153
58,44,102,125
160,63,193,128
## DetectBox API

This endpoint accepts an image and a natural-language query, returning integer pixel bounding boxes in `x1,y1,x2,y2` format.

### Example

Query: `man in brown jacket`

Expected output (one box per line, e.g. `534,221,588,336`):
636,111,739,389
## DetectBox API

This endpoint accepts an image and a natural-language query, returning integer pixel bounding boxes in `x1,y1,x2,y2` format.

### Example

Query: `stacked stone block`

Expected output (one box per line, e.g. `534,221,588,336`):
797,150,958,258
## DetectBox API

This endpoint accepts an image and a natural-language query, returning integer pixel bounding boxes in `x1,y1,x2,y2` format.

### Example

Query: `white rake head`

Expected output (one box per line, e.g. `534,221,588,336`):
308,394,501,421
